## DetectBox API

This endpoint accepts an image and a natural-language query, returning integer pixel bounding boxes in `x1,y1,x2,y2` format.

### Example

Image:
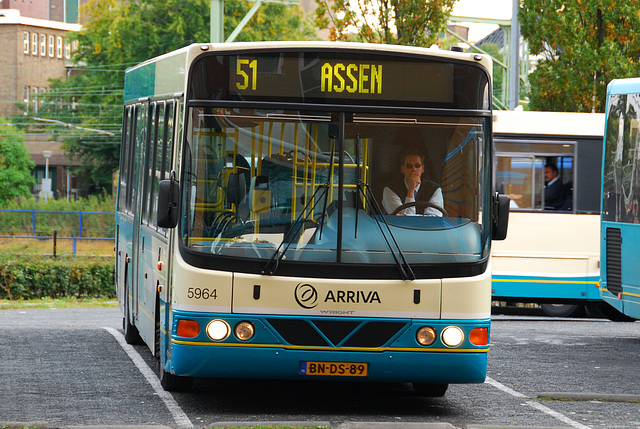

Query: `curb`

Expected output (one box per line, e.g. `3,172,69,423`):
537,391,640,403
0,423,49,429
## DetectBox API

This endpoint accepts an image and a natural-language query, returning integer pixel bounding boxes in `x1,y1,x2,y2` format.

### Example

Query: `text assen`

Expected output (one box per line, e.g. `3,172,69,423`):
320,63,382,95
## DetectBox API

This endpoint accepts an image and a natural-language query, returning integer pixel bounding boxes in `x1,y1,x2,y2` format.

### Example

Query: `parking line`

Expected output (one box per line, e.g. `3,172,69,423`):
104,327,194,428
485,377,592,429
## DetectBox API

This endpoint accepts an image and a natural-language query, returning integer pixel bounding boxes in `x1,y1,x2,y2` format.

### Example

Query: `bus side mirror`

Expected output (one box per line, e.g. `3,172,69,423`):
492,192,509,240
157,176,180,228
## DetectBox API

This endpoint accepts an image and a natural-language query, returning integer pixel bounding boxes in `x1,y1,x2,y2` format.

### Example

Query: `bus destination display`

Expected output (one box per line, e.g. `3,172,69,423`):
227,54,454,104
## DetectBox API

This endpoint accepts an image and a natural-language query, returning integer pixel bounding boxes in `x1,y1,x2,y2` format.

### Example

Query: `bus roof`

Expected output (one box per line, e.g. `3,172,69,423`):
123,42,493,103
493,110,604,137
607,77,640,95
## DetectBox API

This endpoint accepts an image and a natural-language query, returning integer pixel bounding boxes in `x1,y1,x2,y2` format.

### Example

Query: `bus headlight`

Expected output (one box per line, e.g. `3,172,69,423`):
416,326,437,346
206,319,230,341
234,321,255,341
441,326,464,347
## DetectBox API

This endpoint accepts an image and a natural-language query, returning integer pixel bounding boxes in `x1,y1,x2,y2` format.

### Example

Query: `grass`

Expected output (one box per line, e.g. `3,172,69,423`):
0,297,118,309
0,237,115,257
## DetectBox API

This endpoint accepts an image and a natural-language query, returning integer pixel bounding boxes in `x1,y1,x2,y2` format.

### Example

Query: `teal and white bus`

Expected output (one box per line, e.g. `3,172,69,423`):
115,42,509,395
600,78,640,320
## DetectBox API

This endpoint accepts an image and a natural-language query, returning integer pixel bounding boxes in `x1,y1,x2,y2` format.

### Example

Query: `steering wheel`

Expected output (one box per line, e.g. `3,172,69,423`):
211,211,244,237
391,201,448,217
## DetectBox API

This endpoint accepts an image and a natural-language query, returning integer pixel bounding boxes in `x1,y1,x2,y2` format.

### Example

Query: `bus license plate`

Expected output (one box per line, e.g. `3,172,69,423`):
300,361,368,377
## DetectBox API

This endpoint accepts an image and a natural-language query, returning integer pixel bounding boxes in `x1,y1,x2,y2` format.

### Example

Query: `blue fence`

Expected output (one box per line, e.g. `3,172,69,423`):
0,210,115,255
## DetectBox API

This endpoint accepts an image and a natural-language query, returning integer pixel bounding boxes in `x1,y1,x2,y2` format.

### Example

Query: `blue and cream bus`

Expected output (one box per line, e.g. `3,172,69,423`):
600,78,640,320
115,42,509,395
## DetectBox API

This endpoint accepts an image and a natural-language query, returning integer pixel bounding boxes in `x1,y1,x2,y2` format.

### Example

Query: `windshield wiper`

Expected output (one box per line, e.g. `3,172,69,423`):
355,155,415,281
261,183,330,275
358,183,415,280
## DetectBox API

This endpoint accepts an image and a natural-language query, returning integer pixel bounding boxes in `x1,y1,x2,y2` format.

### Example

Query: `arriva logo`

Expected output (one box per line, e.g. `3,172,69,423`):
295,283,383,309
294,283,318,309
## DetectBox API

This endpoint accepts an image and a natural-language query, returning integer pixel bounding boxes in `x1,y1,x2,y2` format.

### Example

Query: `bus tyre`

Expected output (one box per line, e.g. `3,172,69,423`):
159,366,194,392
413,383,448,397
587,303,636,322
540,304,585,318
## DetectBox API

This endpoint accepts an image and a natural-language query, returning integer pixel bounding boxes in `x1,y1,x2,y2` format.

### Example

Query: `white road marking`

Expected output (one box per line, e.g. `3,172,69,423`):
485,377,593,429
104,327,194,428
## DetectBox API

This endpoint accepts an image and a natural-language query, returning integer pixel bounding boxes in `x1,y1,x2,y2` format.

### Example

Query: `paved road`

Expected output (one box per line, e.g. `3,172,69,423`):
1,307,640,428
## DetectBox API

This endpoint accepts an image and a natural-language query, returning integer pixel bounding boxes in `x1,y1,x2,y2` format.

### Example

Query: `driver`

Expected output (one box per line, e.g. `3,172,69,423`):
381,149,444,217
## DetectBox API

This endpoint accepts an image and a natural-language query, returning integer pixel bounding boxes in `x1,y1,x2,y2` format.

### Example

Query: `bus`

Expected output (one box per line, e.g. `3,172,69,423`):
600,78,640,320
115,42,510,396
492,110,609,317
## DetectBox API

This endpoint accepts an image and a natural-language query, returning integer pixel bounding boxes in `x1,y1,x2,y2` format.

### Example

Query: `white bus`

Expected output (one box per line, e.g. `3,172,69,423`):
492,110,609,317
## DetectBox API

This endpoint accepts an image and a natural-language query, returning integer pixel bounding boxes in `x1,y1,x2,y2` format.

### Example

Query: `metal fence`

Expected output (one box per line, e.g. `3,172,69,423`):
0,210,115,256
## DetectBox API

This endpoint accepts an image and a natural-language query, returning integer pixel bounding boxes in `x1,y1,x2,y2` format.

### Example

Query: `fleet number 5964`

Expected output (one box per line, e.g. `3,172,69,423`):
187,288,217,300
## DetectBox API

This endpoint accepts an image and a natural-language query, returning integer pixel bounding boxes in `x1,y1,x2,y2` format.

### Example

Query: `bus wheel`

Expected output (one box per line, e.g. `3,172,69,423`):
540,304,585,318
159,365,194,392
587,303,636,322
413,383,448,397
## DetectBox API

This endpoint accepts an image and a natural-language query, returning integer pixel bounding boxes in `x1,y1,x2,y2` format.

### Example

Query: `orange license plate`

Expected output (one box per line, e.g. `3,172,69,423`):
300,361,368,377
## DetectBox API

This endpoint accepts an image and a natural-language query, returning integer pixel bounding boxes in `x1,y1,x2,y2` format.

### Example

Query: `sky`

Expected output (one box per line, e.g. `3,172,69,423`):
451,0,514,42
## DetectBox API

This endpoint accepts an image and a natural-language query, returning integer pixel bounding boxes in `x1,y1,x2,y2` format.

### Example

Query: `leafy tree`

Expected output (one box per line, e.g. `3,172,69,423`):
520,0,640,112
314,0,456,46
0,121,35,204
40,0,316,194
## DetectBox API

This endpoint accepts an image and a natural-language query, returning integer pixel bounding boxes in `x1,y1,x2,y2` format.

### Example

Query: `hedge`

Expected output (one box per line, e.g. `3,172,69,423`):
0,256,115,300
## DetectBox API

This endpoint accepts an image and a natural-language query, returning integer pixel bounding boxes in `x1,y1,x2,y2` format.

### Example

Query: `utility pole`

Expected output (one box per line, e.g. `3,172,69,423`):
211,0,224,43
509,0,520,110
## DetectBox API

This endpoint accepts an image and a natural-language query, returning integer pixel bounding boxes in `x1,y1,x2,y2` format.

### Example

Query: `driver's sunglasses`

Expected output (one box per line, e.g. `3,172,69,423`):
405,163,422,169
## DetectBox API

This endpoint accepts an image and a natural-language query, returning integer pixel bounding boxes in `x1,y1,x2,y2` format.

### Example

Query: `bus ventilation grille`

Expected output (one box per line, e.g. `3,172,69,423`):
266,318,407,348
606,227,622,295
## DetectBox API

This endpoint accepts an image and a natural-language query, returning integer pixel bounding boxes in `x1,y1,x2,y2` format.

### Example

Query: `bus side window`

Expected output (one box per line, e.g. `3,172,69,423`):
496,156,545,210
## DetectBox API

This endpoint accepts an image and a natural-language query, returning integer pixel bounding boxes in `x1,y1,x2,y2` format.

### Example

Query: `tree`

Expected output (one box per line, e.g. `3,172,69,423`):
314,0,456,46
40,0,317,194
0,121,35,204
520,0,640,112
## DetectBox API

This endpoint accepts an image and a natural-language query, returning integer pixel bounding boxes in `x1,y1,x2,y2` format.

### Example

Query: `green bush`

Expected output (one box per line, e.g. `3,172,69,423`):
0,255,115,299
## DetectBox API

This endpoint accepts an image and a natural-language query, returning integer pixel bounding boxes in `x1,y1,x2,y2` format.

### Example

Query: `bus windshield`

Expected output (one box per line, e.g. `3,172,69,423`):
181,107,488,268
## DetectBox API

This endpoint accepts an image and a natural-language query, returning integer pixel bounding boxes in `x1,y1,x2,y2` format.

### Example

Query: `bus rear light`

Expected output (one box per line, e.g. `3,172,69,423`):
177,320,200,338
441,326,464,347
234,321,255,341
416,326,437,346
469,327,489,346
206,319,230,341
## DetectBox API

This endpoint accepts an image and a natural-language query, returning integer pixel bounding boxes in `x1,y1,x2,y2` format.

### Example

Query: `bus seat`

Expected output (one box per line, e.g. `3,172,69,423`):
226,172,247,206
248,175,271,213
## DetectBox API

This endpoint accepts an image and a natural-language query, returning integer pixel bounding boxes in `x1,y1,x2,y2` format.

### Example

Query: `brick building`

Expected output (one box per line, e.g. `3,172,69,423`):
0,8,86,200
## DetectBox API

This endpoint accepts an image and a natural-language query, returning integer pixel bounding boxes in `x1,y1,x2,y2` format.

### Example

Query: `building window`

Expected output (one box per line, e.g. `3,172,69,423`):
48,35,54,57
40,33,46,56
23,31,30,54
24,86,29,103
31,87,38,113
65,40,71,59
32,32,38,56
56,36,63,58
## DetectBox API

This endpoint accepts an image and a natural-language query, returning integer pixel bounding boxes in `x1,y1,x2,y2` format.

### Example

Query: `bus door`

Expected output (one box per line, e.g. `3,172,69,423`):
131,102,149,322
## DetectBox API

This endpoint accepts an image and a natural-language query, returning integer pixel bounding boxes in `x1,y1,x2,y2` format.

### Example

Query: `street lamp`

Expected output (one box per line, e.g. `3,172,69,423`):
42,150,52,202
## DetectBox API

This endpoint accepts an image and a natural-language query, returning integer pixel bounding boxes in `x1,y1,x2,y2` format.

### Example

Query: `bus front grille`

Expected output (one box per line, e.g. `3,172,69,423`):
266,318,407,348
606,227,622,295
